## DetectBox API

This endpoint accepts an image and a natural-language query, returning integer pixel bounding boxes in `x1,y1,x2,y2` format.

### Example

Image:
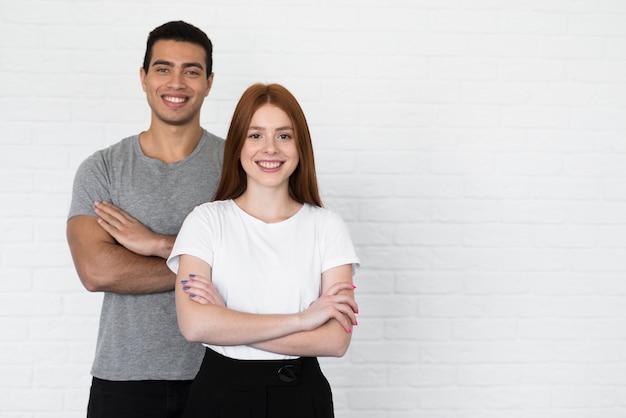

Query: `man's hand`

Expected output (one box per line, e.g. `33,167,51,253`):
94,201,174,259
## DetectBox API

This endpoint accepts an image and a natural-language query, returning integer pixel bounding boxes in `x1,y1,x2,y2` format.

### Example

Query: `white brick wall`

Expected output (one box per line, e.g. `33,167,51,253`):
1,0,625,416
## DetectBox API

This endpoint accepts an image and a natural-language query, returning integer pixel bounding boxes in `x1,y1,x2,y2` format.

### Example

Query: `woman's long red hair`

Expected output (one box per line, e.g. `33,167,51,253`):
213,83,322,207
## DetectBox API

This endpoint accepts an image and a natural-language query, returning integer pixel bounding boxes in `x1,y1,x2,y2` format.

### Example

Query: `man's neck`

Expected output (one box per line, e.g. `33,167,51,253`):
139,123,203,164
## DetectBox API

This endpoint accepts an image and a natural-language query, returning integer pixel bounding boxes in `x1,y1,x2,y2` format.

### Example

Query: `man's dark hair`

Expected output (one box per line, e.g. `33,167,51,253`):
143,21,213,77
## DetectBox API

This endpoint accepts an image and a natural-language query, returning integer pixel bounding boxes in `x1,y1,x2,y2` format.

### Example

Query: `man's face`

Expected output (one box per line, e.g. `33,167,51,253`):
140,40,213,127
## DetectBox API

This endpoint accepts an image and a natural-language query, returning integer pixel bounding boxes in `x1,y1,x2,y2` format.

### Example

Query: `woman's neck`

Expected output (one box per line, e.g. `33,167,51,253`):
234,190,302,224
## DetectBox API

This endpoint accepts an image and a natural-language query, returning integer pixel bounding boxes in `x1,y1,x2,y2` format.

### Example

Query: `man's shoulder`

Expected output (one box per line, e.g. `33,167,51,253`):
201,129,225,148
84,135,138,161
101,135,138,155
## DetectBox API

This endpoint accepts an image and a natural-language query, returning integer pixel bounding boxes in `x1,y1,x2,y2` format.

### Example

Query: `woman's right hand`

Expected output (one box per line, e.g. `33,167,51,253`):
181,274,226,307
299,282,358,333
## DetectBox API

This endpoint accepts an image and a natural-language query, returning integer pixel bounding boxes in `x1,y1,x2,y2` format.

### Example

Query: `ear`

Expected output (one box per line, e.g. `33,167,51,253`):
140,67,148,92
205,72,215,97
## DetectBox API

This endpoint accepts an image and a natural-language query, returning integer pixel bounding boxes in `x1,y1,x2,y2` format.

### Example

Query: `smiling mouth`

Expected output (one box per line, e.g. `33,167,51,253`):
163,95,187,104
257,161,282,169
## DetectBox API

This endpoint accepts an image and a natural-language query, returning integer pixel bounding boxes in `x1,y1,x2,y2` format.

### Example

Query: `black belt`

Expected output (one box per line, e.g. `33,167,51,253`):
202,347,313,388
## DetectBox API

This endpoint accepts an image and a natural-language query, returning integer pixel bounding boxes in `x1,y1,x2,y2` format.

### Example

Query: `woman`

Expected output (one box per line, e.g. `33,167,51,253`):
167,83,360,417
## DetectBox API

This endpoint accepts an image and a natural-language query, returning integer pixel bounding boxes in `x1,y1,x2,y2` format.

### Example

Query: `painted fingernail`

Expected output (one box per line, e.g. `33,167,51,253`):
189,294,196,298
352,285,357,289
181,280,188,284
189,274,196,278
183,286,190,291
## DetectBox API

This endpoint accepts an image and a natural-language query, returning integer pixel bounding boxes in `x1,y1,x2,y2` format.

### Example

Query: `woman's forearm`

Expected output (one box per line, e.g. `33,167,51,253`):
177,301,307,346
250,318,353,358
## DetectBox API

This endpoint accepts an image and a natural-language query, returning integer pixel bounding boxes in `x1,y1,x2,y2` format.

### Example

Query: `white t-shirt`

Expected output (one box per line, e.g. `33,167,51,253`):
167,199,360,360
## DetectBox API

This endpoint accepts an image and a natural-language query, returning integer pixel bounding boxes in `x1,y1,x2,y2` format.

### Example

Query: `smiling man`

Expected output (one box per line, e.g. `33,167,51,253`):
66,21,224,418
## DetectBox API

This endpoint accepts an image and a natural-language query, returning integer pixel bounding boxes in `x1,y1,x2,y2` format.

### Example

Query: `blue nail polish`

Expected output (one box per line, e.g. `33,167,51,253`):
189,294,196,298
189,274,196,278
183,286,190,291
181,280,188,284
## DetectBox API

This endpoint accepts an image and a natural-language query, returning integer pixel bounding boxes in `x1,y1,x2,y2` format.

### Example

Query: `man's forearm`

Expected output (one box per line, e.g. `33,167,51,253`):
87,241,176,294
68,215,176,294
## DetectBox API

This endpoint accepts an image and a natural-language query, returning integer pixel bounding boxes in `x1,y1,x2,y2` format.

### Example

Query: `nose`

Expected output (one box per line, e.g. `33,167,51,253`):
167,70,186,89
263,138,277,154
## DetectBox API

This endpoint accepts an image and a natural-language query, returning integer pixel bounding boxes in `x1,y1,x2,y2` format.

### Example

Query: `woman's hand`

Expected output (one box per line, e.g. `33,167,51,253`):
299,282,358,333
180,274,226,307
182,276,357,332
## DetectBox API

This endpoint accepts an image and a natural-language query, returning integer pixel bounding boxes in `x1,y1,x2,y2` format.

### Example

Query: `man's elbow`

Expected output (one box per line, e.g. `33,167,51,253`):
75,263,109,293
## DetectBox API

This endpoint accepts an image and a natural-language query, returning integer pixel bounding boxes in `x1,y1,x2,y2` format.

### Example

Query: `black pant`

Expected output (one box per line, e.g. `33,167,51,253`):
182,348,334,418
87,377,193,418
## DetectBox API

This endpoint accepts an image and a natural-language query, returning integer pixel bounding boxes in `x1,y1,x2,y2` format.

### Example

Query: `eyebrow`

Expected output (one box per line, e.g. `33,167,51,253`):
151,60,205,71
248,126,294,131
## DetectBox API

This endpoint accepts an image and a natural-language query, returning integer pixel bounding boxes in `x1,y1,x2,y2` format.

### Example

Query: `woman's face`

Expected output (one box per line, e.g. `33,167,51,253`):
239,104,299,190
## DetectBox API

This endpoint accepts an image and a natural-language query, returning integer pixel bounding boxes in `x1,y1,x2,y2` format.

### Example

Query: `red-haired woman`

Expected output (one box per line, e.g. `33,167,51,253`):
167,83,360,418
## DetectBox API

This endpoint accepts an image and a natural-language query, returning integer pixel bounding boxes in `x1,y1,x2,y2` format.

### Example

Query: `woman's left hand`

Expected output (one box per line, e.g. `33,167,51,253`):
180,274,225,307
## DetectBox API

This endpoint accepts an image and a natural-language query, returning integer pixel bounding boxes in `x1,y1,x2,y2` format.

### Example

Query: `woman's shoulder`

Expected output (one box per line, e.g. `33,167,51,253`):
302,204,346,225
191,199,235,218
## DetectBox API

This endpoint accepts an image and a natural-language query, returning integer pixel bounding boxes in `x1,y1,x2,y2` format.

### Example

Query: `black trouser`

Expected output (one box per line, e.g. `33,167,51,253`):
183,348,334,418
87,377,193,418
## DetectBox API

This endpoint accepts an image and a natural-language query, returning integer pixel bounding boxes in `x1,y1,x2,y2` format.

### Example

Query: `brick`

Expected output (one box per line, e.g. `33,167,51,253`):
430,11,499,33
348,388,418,410
386,319,451,341
351,341,419,364
396,271,464,294
552,388,618,408
458,364,521,386
420,342,491,364
453,319,518,340
389,365,456,387
489,342,554,363
498,154,564,177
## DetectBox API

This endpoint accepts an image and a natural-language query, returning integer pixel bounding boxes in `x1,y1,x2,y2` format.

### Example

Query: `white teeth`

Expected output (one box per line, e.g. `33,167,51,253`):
258,161,281,169
164,96,186,103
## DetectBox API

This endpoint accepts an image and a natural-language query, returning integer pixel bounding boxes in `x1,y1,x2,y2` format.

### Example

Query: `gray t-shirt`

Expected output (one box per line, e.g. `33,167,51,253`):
68,129,224,380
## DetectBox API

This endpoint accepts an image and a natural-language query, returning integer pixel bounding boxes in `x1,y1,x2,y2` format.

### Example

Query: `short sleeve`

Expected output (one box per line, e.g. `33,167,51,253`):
166,204,217,274
68,153,111,220
320,210,360,276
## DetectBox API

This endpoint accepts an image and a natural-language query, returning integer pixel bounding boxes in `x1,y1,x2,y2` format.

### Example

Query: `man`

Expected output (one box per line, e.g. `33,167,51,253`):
67,21,224,418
